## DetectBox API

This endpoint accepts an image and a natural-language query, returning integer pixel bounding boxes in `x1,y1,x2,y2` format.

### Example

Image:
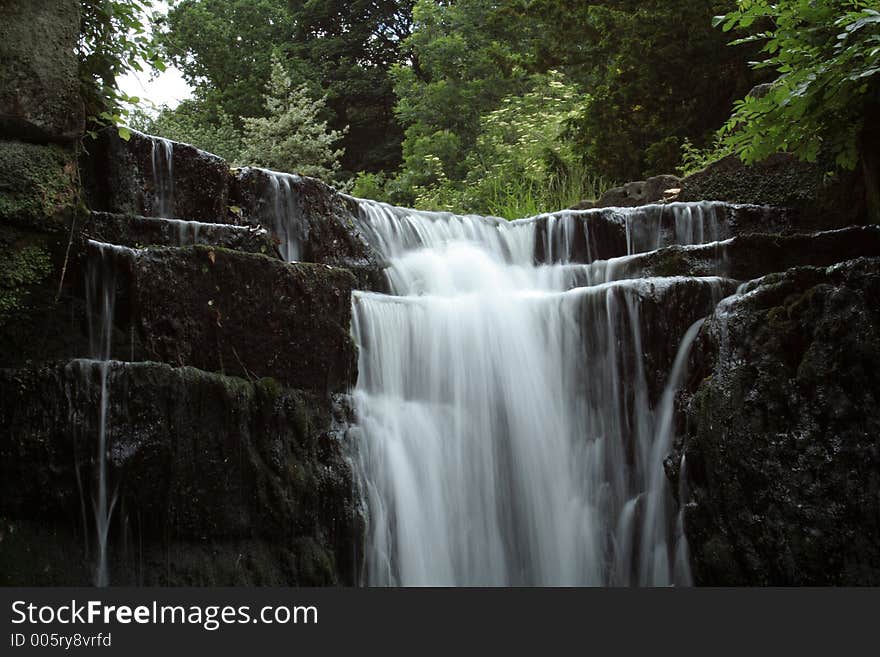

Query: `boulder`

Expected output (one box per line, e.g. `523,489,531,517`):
573,175,682,210
81,128,231,223
680,257,880,585
0,360,361,585
0,0,84,143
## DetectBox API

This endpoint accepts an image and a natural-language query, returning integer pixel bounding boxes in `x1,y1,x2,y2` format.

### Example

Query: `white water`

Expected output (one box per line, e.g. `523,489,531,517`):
83,240,130,586
350,200,726,586
259,169,308,262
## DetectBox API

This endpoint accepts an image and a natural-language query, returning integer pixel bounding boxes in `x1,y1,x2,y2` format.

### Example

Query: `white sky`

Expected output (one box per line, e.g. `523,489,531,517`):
117,1,193,111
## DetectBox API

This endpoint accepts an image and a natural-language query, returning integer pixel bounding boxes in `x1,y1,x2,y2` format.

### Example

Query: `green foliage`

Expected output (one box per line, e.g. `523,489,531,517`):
239,56,347,184
0,228,53,326
158,0,412,174
717,0,880,170
286,1,414,174
78,0,165,134
678,138,732,177
130,101,243,163
352,172,392,202
560,1,760,181
390,72,610,218
389,0,538,198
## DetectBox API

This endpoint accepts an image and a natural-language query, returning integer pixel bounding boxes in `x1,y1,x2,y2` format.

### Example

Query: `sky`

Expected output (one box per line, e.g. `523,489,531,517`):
117,1,193,111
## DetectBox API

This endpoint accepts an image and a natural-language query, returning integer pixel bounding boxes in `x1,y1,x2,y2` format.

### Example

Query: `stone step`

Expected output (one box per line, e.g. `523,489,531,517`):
555,225,880,290
83,211,277,255
530,201,799,265
81,128,231,223
84,241,357,392
0,359,359,586
79,130,386,290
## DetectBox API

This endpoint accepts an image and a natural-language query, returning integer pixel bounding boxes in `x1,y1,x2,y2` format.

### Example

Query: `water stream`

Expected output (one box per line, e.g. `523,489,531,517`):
150,137,174,218
82,240,130,586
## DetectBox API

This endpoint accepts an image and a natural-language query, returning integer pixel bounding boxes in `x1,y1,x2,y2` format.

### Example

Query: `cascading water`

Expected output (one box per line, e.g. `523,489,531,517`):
151,137,174,218
81,240,128,586
350,200,730,586
261,169,308,262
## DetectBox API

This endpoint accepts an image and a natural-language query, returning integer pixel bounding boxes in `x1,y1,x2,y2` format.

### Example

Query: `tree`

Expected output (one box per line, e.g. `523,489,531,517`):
129,100,243,163
158,0,294,124
552,1,761,181
239,56,346,183
286,0,415,174
717,0,880,170
386,0,540,203
158,0,413,175
79,0,166,133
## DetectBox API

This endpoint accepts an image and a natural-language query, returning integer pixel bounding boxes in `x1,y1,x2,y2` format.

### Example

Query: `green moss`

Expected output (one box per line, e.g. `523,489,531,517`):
0,226,53,326
0,141,80,231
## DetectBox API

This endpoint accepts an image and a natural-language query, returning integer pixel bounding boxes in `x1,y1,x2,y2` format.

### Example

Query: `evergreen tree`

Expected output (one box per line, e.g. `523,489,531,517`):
240,56,346,183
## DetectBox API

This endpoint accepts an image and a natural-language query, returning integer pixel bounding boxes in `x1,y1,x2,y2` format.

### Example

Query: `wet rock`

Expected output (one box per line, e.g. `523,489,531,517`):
0,225,62,342
83,212,276,255
680,257,880,585
573,277,738,407
0,140,84,359
81,128,230,223
0,360,361,585
230,168,385,289
533,202,791,265
680,154,863,230
132,246,357,392
0,0,84,143
617,226,880,281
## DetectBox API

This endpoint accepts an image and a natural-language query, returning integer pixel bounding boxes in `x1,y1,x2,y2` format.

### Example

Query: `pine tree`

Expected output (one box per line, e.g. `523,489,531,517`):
240,55,346,184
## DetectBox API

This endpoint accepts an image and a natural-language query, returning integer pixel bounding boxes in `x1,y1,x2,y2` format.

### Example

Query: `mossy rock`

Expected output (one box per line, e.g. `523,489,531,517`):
0,0,84,143
0,225,53,326
0,361,361,586
0,140,81,231
681,257,880,585
680,154,864,230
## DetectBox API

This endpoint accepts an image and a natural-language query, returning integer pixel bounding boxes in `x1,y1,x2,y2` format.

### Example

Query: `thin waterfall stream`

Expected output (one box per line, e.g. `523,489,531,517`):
349,200,731,586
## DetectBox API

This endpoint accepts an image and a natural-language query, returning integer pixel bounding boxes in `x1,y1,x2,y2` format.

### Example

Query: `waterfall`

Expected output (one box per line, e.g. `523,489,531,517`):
150,137,174,218
350,200,727,586
82,240,129,586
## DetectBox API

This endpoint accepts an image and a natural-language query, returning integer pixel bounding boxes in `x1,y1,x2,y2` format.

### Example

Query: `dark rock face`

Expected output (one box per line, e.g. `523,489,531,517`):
680,153,864,230
532,203,791,265
618,226,880,282
82,129,230,223
0,361,361,586
230,168,385,288
680,258,880,585
0,140,84,362
132,246,357,392
575,277,737,407
0,0,84,143
83,212,275,255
